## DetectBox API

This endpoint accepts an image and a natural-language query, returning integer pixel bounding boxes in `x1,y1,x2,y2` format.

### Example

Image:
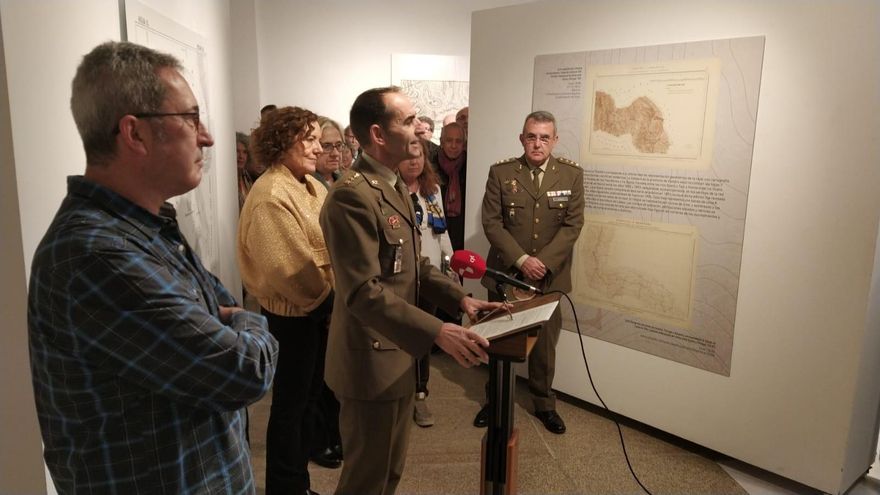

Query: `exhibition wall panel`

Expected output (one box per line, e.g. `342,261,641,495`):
467,1,880,493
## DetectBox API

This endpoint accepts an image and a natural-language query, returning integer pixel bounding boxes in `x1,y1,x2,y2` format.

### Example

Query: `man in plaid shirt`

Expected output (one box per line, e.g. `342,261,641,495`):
27,41,278,494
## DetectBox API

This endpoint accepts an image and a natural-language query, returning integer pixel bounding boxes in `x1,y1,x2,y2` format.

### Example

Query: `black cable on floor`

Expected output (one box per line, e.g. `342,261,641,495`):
546,290,654,495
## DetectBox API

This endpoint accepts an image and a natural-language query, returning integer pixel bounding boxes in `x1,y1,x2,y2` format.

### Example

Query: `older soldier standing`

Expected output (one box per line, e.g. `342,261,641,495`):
474,110,584,434
28,41,278,494
319,86,502,495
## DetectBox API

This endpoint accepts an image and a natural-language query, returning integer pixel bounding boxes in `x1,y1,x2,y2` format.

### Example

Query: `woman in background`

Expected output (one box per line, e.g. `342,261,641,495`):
236,131,266,209
340,142,354,171
399,140,455,428
313,117,345,188
237,107,333,495
308,116,346,470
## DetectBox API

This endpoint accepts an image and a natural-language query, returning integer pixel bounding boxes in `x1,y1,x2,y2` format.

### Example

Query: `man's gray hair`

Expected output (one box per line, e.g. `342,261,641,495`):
523,110,557,134
71,41,182,165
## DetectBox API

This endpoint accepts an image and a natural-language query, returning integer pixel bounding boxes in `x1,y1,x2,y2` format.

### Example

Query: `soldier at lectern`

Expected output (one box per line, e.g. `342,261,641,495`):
320,86,503,495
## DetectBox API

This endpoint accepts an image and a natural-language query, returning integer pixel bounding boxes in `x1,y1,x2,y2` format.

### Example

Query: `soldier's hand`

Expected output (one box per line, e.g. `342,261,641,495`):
434,323,489,368
520,256,546,280
460,296,505,322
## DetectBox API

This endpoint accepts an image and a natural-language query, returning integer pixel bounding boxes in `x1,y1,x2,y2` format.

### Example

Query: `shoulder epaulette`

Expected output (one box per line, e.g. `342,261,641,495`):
492,157,518,166
340,172,365,187
556,157,580,168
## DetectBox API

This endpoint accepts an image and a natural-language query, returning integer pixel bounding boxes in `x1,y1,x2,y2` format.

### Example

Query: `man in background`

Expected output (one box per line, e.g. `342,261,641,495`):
343,124,360,160
455,106,469,143
416,115,439,164
475,110,584,434
433,122,467,251
28,41,278,493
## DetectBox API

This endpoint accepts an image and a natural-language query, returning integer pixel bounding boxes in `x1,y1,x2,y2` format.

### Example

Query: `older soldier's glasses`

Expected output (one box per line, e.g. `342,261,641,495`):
523,133,552,145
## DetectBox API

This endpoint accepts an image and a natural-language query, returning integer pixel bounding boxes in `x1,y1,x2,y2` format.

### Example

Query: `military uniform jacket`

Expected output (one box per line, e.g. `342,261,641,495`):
481,154,585,293
320,156,467,401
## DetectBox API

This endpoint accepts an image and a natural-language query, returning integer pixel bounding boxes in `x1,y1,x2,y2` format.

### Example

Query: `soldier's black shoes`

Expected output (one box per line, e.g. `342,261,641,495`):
472,404,490,428
310,447,342,469
535,409,566,434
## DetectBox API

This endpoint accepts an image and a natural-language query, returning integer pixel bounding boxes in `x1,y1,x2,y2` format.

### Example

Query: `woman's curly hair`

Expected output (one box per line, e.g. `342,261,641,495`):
250,106,318,168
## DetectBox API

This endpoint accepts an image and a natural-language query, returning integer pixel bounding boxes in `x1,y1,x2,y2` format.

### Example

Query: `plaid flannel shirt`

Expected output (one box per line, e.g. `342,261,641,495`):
28,176,278,494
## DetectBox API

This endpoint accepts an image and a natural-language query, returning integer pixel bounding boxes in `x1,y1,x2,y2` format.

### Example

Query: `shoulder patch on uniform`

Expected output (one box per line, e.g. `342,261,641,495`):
492,157,518,166
556,157,580,168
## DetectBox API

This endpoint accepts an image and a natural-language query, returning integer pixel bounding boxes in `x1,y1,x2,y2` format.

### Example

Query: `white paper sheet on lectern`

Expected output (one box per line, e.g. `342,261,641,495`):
469,301,559,341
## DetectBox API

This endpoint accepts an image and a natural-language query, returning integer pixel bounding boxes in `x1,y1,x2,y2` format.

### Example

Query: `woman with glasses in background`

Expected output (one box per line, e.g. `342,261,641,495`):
313,117,346,188
307,116,347,471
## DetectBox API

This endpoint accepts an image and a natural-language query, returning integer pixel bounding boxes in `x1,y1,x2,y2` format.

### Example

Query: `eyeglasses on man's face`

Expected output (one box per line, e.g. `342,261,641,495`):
113,111,202,135
523,133,552,145
321,142,346,152
134,111,202,131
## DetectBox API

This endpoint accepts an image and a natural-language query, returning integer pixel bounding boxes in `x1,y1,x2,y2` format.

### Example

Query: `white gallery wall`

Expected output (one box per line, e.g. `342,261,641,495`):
238,0,533,133
0,6,46,492
466,1,880,493
0,0,239,492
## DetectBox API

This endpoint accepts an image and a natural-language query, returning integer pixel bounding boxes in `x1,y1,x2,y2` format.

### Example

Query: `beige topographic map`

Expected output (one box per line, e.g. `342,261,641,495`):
583,58,720,170
593,91,670,154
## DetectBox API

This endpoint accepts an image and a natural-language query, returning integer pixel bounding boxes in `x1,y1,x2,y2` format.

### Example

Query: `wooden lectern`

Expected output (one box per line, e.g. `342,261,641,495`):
472,294,561,495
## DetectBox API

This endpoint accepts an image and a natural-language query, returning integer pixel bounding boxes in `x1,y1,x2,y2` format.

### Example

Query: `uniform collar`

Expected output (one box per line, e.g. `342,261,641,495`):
526,156,550,172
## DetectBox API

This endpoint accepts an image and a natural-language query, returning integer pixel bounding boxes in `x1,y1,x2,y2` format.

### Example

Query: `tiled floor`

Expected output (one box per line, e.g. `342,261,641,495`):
248,351,880,494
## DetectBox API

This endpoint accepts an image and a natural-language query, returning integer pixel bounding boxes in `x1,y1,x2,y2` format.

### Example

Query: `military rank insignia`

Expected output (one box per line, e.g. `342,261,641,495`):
343,172,360,186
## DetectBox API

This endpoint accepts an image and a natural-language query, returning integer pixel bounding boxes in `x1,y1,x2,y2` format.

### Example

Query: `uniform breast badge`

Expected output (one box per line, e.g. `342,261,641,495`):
388,215,401,229
547,190,572,204
505,179,520,194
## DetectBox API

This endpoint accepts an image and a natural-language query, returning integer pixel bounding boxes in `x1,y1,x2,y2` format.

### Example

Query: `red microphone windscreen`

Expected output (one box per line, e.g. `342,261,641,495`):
449,250,487,279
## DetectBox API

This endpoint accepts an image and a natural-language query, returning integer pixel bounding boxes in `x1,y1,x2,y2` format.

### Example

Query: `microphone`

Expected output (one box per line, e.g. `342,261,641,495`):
449,250,543,294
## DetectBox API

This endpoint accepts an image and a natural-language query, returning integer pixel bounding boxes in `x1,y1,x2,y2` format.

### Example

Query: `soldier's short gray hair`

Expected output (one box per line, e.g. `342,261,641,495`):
523,110,557,134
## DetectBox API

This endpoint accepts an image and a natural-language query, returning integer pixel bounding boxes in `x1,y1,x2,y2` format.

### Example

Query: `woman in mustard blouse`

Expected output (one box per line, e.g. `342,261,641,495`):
237,106,333,495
